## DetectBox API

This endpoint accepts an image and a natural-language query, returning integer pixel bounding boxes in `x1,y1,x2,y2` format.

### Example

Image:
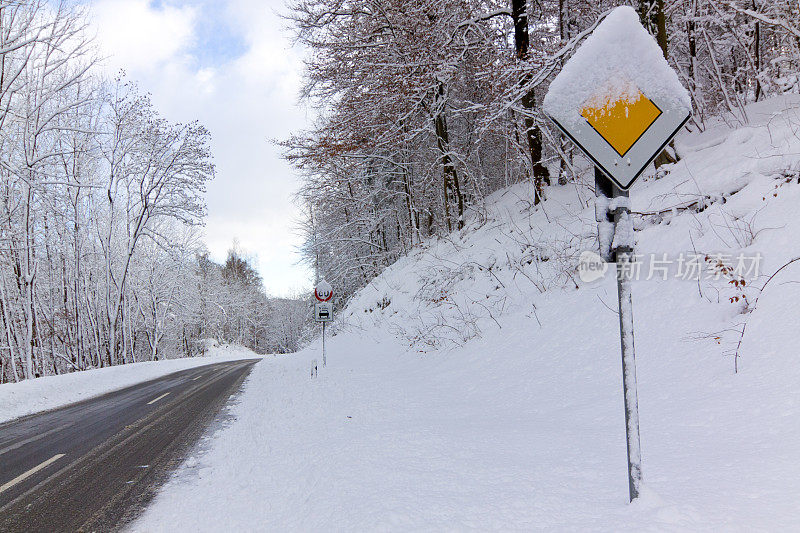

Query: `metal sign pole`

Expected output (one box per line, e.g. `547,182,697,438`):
314,280,333,369
543,7,690,504
616,249,642,501
595,168,615,262
607,181,643,502
322,321,327,368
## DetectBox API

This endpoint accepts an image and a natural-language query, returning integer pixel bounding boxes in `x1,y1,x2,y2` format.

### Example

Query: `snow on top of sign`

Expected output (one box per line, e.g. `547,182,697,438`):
543,6,690,126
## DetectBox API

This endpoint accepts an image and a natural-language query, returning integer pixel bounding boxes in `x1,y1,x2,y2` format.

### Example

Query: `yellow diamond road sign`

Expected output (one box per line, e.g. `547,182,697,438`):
581,89,661,157
543,7,692,190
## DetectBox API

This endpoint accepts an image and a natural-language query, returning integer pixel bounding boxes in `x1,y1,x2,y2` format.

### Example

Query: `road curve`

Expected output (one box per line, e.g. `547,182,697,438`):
0,358,259,532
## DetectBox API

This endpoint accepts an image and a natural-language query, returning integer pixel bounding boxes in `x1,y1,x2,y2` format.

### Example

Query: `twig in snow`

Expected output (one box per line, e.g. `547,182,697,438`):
733,256,800,374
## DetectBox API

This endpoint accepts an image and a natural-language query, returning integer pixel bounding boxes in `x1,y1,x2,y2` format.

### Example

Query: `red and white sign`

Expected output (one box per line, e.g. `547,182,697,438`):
314,280,333,302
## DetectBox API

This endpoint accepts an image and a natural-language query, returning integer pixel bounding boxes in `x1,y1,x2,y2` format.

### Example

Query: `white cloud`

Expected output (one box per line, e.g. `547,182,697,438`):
91,0,197,71
86,0,313,297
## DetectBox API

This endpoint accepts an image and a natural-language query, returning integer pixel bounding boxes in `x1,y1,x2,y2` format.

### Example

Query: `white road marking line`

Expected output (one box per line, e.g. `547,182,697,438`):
191,374,204,381
0,453,65,494
146,392,170,405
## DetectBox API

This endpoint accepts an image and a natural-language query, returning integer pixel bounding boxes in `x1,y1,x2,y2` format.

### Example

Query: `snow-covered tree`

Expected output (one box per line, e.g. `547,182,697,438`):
286,0,800,304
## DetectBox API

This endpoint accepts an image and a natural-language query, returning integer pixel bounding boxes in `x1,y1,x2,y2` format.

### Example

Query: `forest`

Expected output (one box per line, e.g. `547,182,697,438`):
0,1,307,383
2,0,793,382
285,0,799,302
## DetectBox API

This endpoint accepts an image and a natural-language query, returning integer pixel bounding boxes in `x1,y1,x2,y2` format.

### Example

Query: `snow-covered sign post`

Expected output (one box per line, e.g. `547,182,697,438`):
313,280,333,367
543,6,691,502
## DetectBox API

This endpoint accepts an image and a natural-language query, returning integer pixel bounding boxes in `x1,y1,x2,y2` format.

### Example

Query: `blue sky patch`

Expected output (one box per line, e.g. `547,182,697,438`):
155,0,248,66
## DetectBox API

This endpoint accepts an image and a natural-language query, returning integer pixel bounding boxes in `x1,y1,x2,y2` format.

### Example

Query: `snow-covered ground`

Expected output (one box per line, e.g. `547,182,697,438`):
134,95,800,531
0,345,261,425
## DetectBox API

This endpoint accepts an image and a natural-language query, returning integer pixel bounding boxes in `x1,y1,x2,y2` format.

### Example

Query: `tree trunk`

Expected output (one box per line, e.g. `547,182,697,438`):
512,0,550,204
752,0,761,101
22,183,35,379
0,267,18,382
557,0,574,184
638,0,668,59
434,82,464,231
639,0,677,167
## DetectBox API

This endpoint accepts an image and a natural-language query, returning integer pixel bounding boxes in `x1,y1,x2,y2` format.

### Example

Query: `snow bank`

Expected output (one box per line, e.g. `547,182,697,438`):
0,345,261,425
135,95,800,530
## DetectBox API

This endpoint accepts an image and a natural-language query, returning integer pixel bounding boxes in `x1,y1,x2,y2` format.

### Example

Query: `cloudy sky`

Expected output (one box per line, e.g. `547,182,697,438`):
85,0,312,297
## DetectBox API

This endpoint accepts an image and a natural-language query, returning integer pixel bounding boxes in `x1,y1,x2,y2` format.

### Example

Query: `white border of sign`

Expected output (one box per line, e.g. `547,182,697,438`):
547,98,690,190
314,302,333,323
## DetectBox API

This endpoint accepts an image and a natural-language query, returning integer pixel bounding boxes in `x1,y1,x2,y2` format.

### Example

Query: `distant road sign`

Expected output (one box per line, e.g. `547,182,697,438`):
543,7,691,190
314,280,333,302
312,280,334,367
314,302,333,322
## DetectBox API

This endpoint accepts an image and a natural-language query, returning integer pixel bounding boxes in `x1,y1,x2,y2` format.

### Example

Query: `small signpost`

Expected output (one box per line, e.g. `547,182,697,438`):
314,302,333,322
543,6,692,502
313,280,333,367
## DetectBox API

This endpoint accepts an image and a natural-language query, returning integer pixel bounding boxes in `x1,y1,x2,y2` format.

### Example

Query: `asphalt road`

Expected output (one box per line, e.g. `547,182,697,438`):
0,358,260,532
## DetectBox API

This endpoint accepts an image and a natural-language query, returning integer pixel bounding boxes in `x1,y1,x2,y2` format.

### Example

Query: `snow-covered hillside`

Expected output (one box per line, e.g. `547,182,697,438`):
134,96,800,531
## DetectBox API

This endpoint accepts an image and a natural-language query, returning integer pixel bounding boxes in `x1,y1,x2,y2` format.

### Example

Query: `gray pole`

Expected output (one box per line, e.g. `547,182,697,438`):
322,321,327,368
595,168,615,262
609,183,643,502
597,167,643,501
616,251,642,501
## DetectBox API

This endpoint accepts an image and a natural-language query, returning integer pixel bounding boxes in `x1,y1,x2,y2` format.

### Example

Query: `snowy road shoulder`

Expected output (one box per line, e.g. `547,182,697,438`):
136,290,800,531
0,345,262,425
